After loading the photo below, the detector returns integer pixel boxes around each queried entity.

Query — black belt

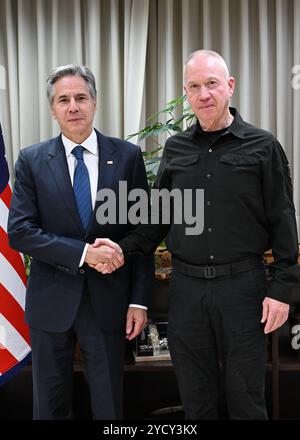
[173,257,264,279]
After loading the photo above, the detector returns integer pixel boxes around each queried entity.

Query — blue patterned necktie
[72,145,93,231]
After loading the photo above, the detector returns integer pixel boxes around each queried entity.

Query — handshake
[84,238,124,274]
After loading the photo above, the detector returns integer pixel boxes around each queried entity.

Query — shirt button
[207,201,212,206]
[79,268,85,274]
[206,173,211,179]
[208,227,213,232]
[210,255,215,260]
[208,148,213,153]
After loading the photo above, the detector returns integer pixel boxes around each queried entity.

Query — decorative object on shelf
[154,247,172,280]
[135,322,170,362]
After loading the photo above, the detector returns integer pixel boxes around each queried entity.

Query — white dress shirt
[62,129,146,310]
[62,129,99,209]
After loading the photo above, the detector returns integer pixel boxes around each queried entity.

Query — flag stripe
[0,353,31,385]
[0,348,18,374]
[0,313,30,361]
[0,226,27,286]
[0,198,8,232]
[0,183,12,209]
[0,252,26,309]
[0,283,30,345]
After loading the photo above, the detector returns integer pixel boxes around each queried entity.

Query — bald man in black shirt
[93,50,300,420]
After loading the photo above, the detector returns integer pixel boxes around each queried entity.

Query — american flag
[0,123,31,385]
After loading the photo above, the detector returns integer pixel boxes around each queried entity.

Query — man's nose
[68,98,79,112]
[198,87,210,100]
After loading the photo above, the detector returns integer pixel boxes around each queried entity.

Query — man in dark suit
[7,64,153,420]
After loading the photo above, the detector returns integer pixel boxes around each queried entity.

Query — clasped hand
[85,238,124,274]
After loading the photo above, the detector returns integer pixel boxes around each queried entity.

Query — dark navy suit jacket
[8,129,154,332]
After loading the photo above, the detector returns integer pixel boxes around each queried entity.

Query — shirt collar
[62,129,98,157]
[226,107,246,139]
[192,107,246,139]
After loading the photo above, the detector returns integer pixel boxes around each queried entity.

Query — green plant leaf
[128,94,196,189]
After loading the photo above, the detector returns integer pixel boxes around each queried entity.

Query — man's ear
[228,77,235,97]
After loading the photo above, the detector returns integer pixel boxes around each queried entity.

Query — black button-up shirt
[120,108,300,302]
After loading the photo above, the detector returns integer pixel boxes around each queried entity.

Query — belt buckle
[204,266,216,279]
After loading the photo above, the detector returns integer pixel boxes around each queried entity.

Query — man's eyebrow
[56,92,89,99]
[187,76,219,85]
[206,76,219,81]
[56,94,67,100]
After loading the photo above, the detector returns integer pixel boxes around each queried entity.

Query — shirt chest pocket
[168,154,200,188]
[218,153,261,192]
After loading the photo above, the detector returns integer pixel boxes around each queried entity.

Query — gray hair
[46,64,97,105]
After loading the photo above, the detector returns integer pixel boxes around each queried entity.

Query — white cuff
[79,243,89,267]
[129,304,148,310]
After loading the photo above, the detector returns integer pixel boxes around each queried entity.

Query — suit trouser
[167,266,268,420]
[29,287,125,420]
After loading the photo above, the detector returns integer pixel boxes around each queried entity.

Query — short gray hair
[46,64,97,105]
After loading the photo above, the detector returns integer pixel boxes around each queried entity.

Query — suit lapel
[96,130,119,193]
[46,136,84,234]
[88,131,119,232]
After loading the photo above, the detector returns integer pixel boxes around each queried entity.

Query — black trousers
[167,267,268,420]
[30,288,125,420]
